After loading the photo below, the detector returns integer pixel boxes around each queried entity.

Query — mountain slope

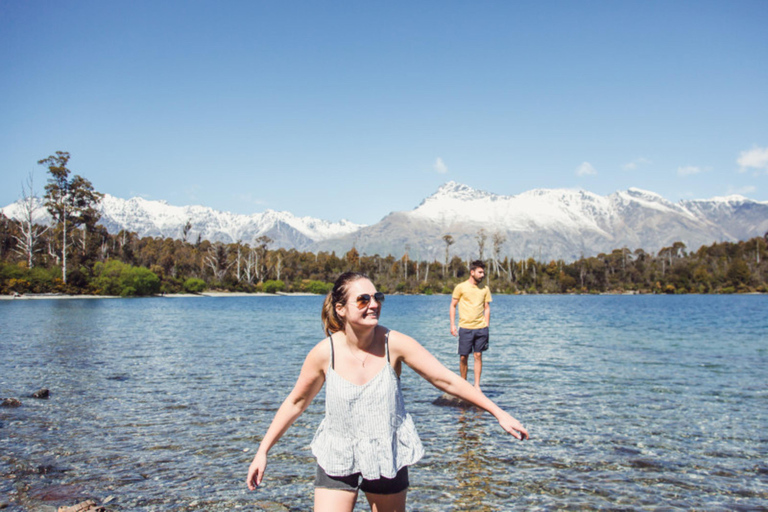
[313,182,768,261]
[1,194,364,250]
[3,183,766,262]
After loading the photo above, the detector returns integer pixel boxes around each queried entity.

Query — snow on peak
[626,187,666,200]
[430,181,496,201]
[1,193,364,244]
[3,184,765,259]
[410,182,614,235]
[689,194,749,205]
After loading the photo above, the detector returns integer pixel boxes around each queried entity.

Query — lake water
[1,295,767,511]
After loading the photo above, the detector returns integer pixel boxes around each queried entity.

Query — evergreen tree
[40,151,103,284]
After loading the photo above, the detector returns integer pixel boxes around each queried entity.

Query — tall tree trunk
[62,211,68,284]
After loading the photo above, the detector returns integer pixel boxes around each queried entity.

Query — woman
[246,272,528,511]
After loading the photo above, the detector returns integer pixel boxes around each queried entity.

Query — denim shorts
[314,465,409,495]
[458,327,489,355]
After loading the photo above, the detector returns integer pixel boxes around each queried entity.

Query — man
[449,260,492,390]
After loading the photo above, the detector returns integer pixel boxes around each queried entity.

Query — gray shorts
[314,465,409,495]
[458,327,489,356]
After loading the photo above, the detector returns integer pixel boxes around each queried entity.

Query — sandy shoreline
[0,291,319,300]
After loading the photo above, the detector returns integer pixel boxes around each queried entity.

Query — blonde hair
[321,272,369,335]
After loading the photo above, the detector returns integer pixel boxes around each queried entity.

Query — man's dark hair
[470,260,485,271]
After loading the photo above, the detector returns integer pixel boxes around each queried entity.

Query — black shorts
[314,465,409,495]
[458,327,489,356]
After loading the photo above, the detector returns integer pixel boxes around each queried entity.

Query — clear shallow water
[1,295,766,511]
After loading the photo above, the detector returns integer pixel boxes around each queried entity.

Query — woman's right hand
[246,451,267,491]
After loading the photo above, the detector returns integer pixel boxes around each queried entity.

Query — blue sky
[1,1,767,225]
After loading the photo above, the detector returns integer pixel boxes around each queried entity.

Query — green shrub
[183,278,207,293]
[0,262,26,281]
[263,280,286,294]
[28,266,60,292]
[306,280,332,294]
[93,260,161,297]
[7,278,31,293]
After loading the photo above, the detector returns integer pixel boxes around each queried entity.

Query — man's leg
[473,352,482,389]
[473,327,489,389]
[458,328,471,381]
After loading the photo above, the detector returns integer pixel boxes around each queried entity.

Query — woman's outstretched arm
[246,340,328,490]
[390,330,529,440]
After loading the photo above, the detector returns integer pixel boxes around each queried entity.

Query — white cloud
[575,162,597,176]
[433,157,448,174]
[623,158,652,171]
[677,165,703,176]
[737,146,768,173]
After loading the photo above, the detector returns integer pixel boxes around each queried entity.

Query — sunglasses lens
[356,294,371,309]
[355,293,385,309]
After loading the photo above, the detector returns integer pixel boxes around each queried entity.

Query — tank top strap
[385,329,391,363]
[328,333,335,369]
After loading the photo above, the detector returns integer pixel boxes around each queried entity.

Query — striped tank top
[310,330,424,480]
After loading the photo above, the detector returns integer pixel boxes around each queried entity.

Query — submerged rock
[432,392,479,409]
[32,388,50,399]
[27,484,87,502]
[1,398,22,407]
[56,499,114,512]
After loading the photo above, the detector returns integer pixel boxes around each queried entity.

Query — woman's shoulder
[304,336,332,369]
[383,327,420,353]
[383,326,411,339]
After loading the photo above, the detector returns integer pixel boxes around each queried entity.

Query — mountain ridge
[2,182,766,262]
[312,181,768,261]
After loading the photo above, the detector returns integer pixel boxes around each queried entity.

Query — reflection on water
[454,409,492,512]
[1,295,767,511]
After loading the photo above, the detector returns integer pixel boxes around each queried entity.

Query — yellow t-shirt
[452,280,492,329]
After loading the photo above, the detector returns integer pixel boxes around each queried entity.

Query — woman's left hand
[246,451,268,490]
[498,411,529,440]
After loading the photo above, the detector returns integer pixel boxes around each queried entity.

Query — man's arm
[450,297,459,336]
[484,301,490,328]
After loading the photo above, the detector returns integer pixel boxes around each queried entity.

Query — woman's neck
[344,324,377,350]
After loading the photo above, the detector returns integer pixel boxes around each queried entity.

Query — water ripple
[1,295,767,510]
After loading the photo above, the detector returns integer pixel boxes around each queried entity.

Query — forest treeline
[2,151,767,296]
[3,208,767,297]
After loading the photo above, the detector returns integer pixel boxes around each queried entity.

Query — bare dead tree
[442,234,454,278]
[100,237,109,261]
[204,243,234,282]
[182,219,192,243]
[254,235,272,282]
[243,247,258,284]
[13,172,48,268]
[492,231,506,278]
[403,244,410,280]
[476,228,488,261]
[235,240,243,282]
[271,251,283,281]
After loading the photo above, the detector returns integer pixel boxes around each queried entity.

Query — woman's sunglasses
[354,292,385,310]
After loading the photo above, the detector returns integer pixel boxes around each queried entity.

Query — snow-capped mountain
[313,181,768,261]
[3,182,767,261]
[1,194,364,250]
